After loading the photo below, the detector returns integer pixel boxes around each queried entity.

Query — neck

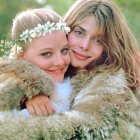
[77,69,87,72]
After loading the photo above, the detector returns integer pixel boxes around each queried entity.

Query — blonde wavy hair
[11,8,63,51]
[64,0,140,87]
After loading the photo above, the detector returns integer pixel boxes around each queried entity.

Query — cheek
[67,33,77,47]
[92,46,104,58]
[64,55,71,65]
[34,59,51,70]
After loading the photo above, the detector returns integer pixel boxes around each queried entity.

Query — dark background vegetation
[0,0,140,53]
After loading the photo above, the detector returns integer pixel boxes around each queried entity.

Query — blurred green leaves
[115,0,140,46]
[0,0,75,56]
[0,39,13,57]
[0,0,75,40]
[0,0,140,56]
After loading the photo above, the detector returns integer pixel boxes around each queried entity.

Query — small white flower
[1,40,4,43]
[19,21,71,43]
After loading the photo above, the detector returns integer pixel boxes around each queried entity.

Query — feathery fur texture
[0,58,55,110]
[0,65,140,139]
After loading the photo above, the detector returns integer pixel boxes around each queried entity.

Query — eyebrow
[40,43,69,51]
[40,47,52,51]
[75,26,86,32]
[76,25,103,38]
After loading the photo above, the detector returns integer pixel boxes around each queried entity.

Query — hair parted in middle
[64,0,140,87]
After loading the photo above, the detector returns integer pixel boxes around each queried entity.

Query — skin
[26,15,104,116]
[19,30,70,116]
[68,15,104,69]
[20,31,70,83]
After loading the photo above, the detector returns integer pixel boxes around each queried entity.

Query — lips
[72,50,90,60]
[46,68,65,74]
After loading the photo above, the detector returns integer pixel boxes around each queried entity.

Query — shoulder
[92,69,128,88]
[72,69,128,91]
[0,59,48,78]
[0,58,35,72]
[70,69,132,106]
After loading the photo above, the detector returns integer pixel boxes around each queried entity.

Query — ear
[17,52,25,60]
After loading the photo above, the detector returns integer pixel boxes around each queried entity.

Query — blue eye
[94,37,102,45]
[41,52,52,58]
[74,29,85,37]
[61,48,69,55]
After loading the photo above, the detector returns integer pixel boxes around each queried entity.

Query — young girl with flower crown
[0,8,72,116]
[0,0,140,139]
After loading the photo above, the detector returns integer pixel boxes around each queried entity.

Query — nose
[53,54,65,66]
[80,37,90,50]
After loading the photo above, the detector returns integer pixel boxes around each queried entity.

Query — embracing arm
[25,94,55,116]
[0,59,55,111]
[0,100,140,140]
[0,110,94,140]
[70,70,140,139]
[0,70,140,139]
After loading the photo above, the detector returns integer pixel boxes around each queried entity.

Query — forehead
[75,15,101,35]
[79,16,97,28]
[80,15,105,36]
[29,31,68,50]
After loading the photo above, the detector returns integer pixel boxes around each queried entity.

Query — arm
[0,110,96,140]
[70,70,140,139]
[0,59,55,111]
[0,102,140,140]
[0,70,140,139]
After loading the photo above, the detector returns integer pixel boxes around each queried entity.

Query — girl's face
[20,31,70,83]
[68,15,104,69]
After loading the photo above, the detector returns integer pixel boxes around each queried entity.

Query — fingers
[37,101,56,116]
[28,103,55,116]
[44,103,56,116]
[26,103,36,116]
[26,100,45,116]
[25,94,56,116]
[39,105,49,116]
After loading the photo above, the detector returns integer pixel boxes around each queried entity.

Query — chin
[54,77,64,83]
[71,62,84,69]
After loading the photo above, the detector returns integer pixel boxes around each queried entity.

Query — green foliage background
[0,0,140,54]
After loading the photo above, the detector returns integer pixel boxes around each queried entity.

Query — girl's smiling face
[20,31,70,83]
[68,15,104,69]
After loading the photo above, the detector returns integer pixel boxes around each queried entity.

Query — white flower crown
[19,21,71,43]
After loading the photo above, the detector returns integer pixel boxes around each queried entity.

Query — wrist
[20,96,28,110]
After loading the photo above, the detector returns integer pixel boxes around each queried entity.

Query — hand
[26,93,55,116]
